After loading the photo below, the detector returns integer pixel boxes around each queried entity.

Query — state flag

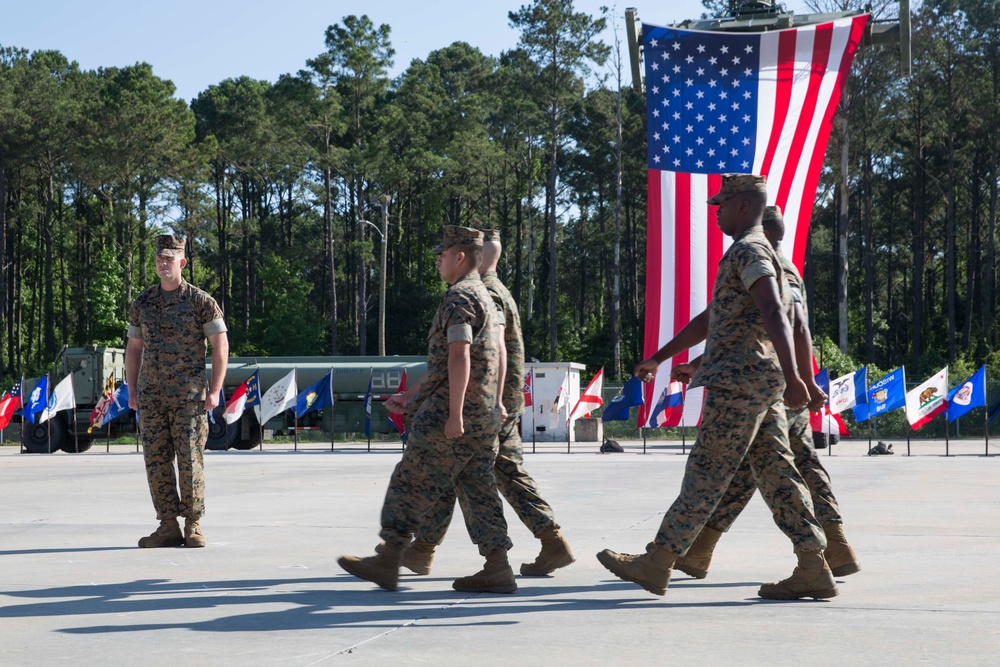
[0,377,24,430]
[295,369,334,419]
[648,380,685,429]
[601,376,644,423]
[39,375,76,424]
[387,369,407,440]
[363,367,374,437]
[569,368,604,421]
[25,376,48,424]
[947,366,986,423]
[905,367,949,430]
[102,382,132,426]
[854,367,906,422]
[523,369,533,408]
[224,371,261,424]
[257,370,297,425]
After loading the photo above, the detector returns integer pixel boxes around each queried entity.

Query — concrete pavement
[1,439,998,666]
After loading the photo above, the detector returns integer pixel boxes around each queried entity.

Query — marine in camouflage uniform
[407,229,574,577]
[679,205,859,579]
[126,234,228,549]
[598,175,836,600]
[339,225,515,593]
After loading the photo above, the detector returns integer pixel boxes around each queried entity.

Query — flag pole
[945,415,950,457]
[906,424,910,457]
[532,403,536,454]
[985,402,989,456]
[642,426,646,454]
[330,366,346,452]
[293,368,299,452]
[73,405,79,453]
[258,367,264,452]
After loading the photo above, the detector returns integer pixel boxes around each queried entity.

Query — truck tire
[229,413,262,450]
[206,407,237,451]
[21,417,65,454]
[60,436,94,453]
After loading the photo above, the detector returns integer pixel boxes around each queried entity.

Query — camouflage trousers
[139,402,208,521]
[705,406,843,531]
[654,389,825,554]
[380,425,512,556]
[413,414,559,545]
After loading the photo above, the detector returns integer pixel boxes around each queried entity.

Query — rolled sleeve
[739,259,776,291]
[203,318,228,337]
[447,323,474,344]
[126,324,143,340]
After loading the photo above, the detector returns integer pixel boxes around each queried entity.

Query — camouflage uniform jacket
[481,270,525,418]
[406,271,502,439]
[691,226,792,400]
[128,280,227,406]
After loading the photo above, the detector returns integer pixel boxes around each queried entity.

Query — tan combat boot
[338,542,403,591]
[453,549,518,594]
[674,526,724,579]
[184,520,206,548]
[138,518,184,548]
[520,527,575,576]
[758,549,839,600]
[596,544,677,596]
[823,522,861,577]
[400,539,437,575]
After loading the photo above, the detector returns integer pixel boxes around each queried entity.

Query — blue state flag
[245,371,261,408]
[815,368,830,395]
[296,370,334,419]
[103,382,132,426]
[947,366,986,423]
[363,367,374,437]
[854,367,906,422]
[24,376,48,424]
[601,376,645,423]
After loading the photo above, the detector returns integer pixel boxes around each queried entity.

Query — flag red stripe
[758,30,798,178]
[639,170,664,424]
[773,23,833,221]
[791,15,868,268]
[705,173,723,297]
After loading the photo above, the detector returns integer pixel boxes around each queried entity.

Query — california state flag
[905,366,948,430]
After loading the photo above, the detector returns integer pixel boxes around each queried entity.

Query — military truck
[18,346,426,454]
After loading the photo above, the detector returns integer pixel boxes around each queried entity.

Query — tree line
[1,0,999,393]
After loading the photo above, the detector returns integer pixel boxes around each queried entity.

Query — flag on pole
[39,375,76,424]
[363,367,374,437]
[88,373,116,433]
[0,378,23,430]
[638,14,870,427]
[257,369,297,425]
[387,369,407,438]
[295,369,334,419]
[854,367,906,422]
[102,382,132,426]
[828,366,868,415]
[905,367,949,430]
[601,376,645,423]
[569,368,604,421]
[25,376,48,424]
[224,371,261,424]
[649,380,685,429]
[810,367,849,435]
[549,378,567,431]
[947,366,986,423]
[523,369,533,408]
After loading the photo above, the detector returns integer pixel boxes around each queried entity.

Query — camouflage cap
[155,234,186,257]
[433,225,483,254]
[706,173,768,205]
[481,228,501,243]
[763,205,783,223]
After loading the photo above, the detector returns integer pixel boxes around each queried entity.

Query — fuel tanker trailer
[205,356,427,450]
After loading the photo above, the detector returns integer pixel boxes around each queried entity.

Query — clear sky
[2,0,813,103]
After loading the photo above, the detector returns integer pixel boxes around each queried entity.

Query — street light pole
[378,194,390,356]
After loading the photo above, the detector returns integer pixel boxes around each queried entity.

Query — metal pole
[945,417,950,457]
[294,368,299,452]
[642,427,646,454]
[378,194,390,356]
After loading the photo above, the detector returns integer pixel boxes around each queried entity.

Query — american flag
[639,15,869,426]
